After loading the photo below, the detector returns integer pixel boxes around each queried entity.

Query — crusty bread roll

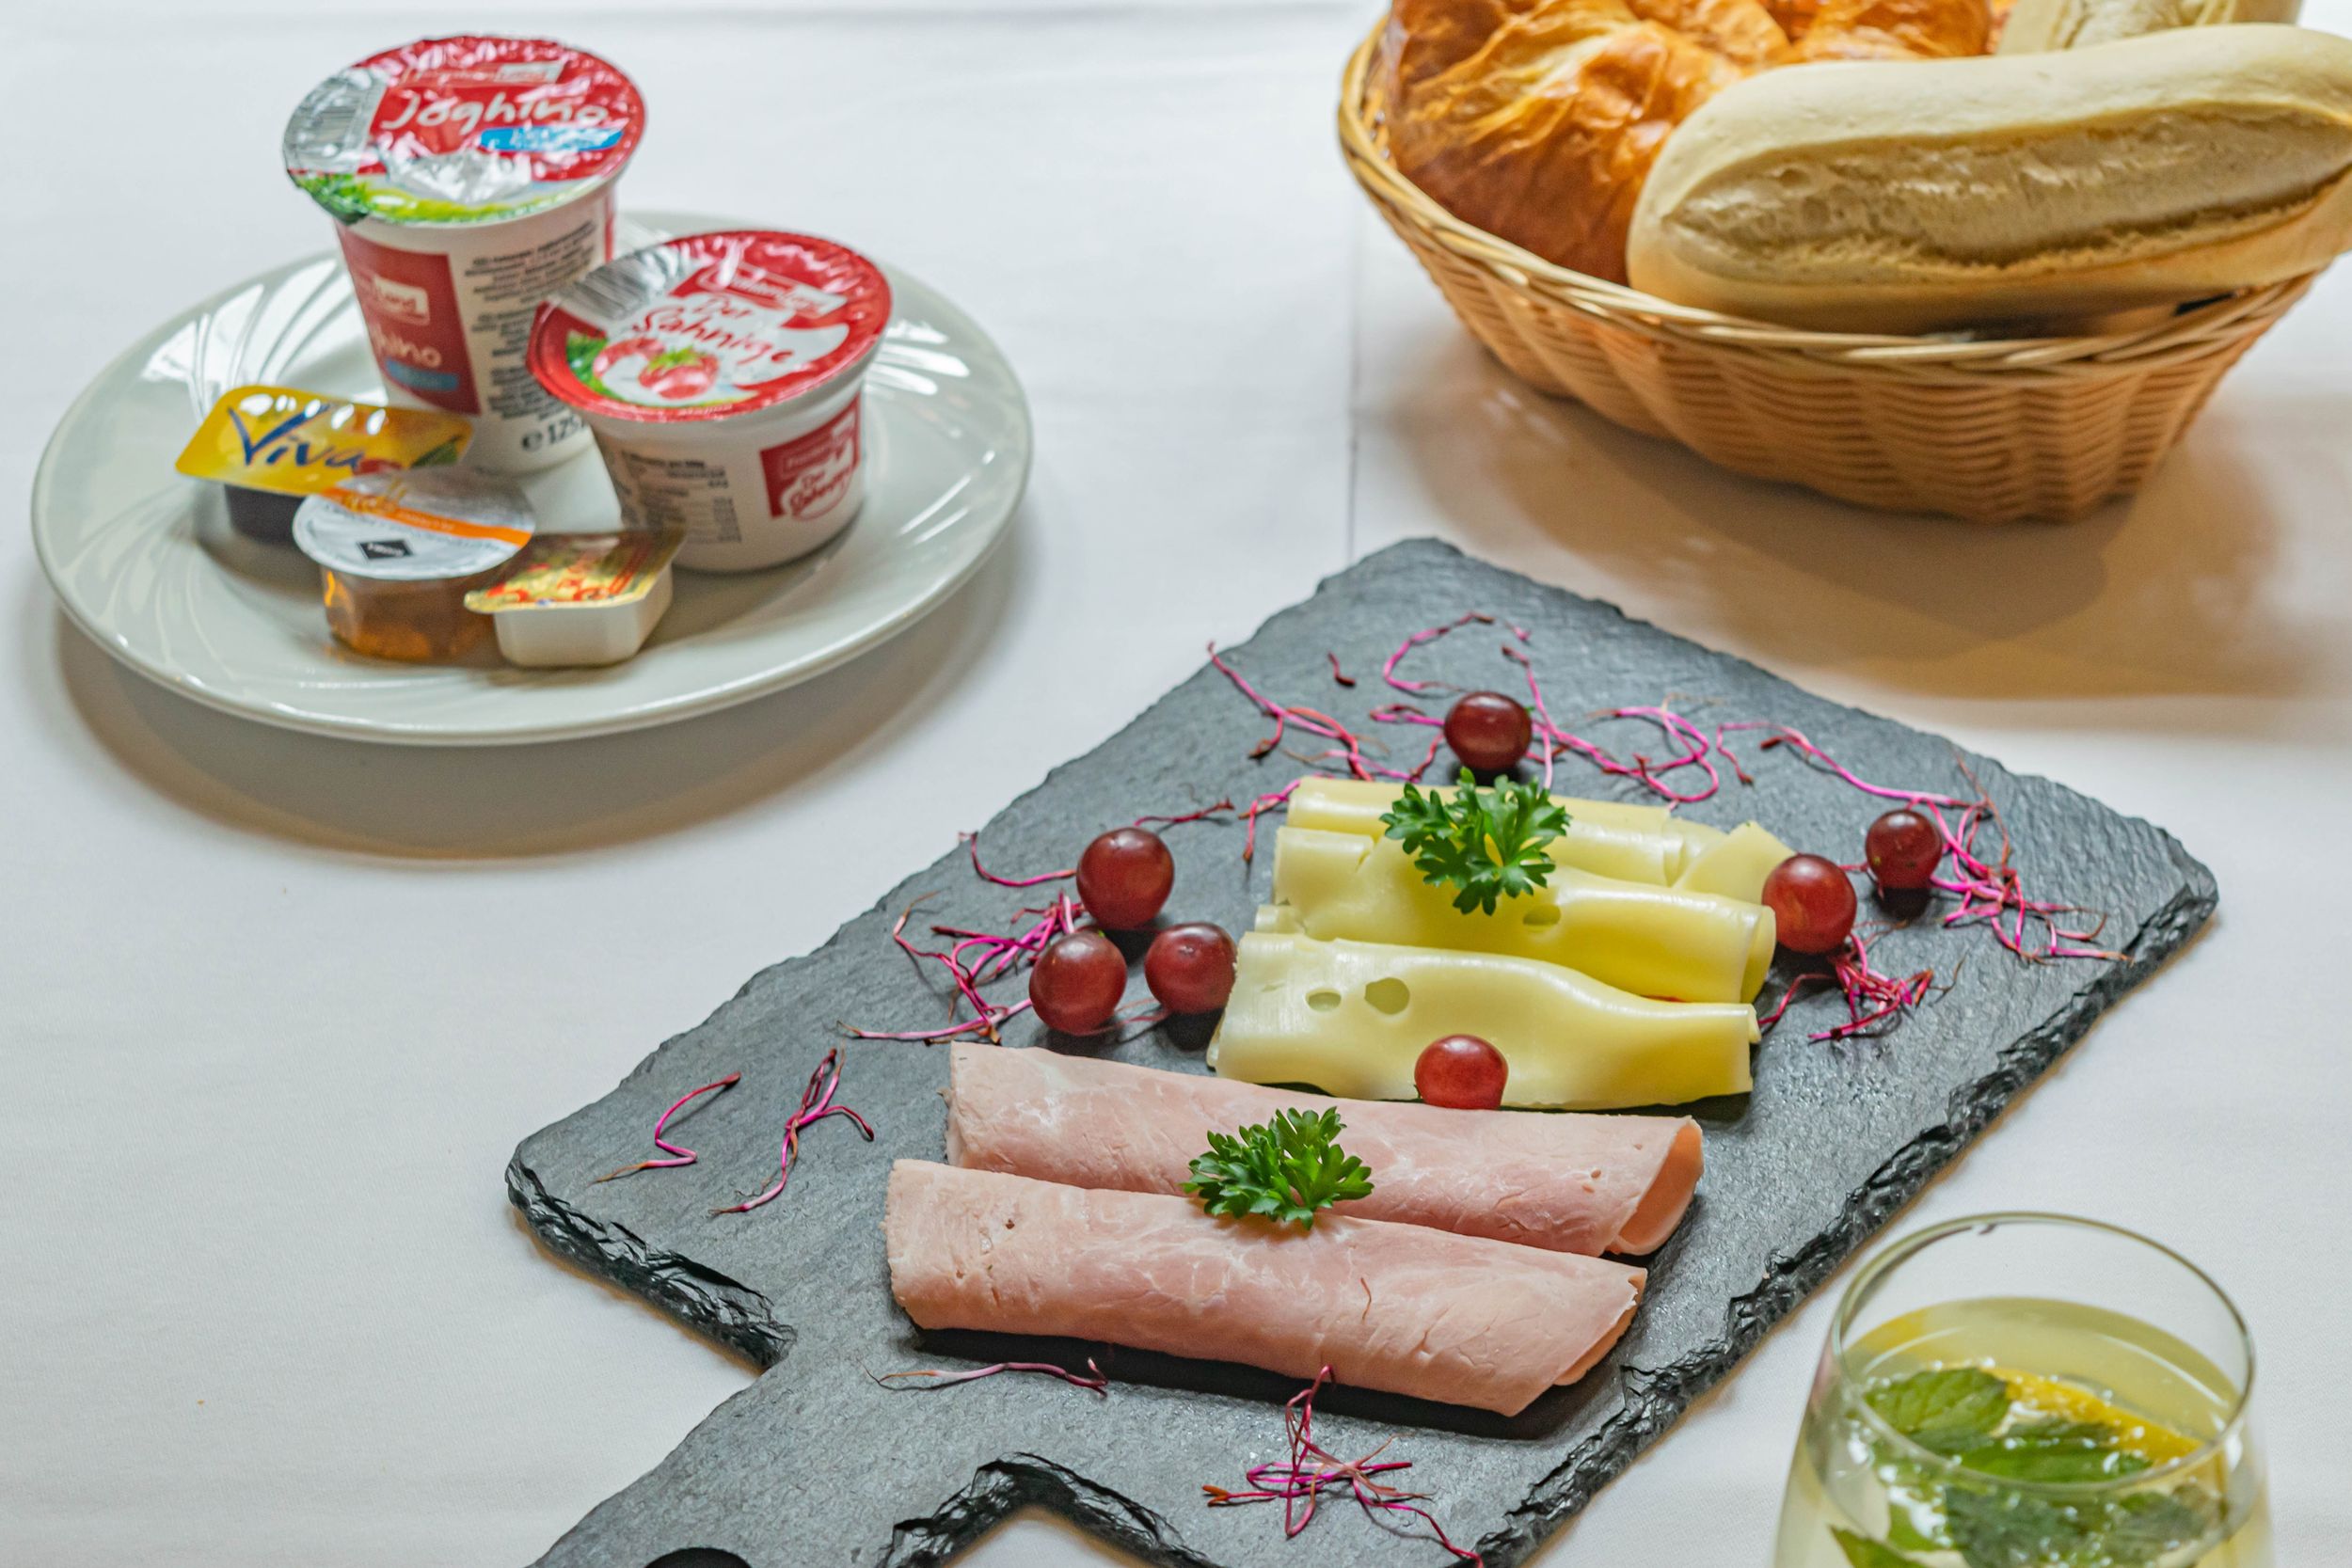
[1997,0,2296,53]
[1379,0,1991,280]
[1380,0,1758,280]
[1625,25,2352,332]
[1778,0,1990,59]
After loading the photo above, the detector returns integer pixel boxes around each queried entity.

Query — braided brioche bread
[1378,0,1991,280]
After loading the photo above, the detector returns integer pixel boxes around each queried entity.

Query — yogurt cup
[293,467,535,661]
[527,230,891,572]
[284,36,646,474]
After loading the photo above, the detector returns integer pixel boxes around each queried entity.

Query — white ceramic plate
[32,211,1030,746]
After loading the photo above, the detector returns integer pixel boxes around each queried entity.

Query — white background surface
[5,2,2347,1564]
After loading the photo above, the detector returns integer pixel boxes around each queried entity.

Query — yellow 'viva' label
[175,385,471,497]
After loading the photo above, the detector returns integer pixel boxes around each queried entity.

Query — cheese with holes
[1271,827,1775,1003]
[1208,932,1757,1109]
[1285,777,1723,885]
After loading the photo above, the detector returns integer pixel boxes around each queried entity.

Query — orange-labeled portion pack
[466,531,681,612]
[176,385,472,543]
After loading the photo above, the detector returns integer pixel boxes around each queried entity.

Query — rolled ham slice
[884,1160,1645,1416]
[946,1045,1702,1255]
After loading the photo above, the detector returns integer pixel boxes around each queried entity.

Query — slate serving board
[508,539,2214,1568]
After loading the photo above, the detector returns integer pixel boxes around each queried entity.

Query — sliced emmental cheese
[1285,777,1723,885]
[1208,932,1758,1110]
[1271,827,1775,1003]
[1671,820,1795,906]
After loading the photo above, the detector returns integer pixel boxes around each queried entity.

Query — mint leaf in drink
[2103,1487,2218,1563]
[1945,1485,2089,1568]
[1867,1368,2011,1452]
[1953,1419,2153,1484]
[1831,1528,1931,1568]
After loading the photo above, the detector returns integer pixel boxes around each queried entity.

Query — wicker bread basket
[1339,26,2316,523]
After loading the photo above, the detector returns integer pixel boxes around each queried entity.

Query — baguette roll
[1997,0,2297,54]
[1625,25,2352,332]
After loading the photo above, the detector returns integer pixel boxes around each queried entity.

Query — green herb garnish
[1184,1108,1373,1229]
[1867,1368,2010,1456]
[1832,1529,1929,1568]
[1380,767,1570,915]
[1847,1367,2220,1568]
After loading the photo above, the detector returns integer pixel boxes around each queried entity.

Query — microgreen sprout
[710,1049,872,1217]
[591,1073,740,1184]
[866,1357,1109,1397]
[1204,1367,1481,1564]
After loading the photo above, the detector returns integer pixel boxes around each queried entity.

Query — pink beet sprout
[591,1073,741,1184]
[1378,612,1520,695]
[867,1357,1109,1397]
[1758,926,1938,1043]
[962,832,1075,889]
[1208,644,1426,784]
[1721,726,2122,965]
[1135,798,1238,830]
[1204,1368,1481,1565]
[710,1049,873,1216]
[1327,652,1358,688]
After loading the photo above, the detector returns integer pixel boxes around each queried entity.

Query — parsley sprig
[1380,767,1571,915]
[1184,1108,1374,1229]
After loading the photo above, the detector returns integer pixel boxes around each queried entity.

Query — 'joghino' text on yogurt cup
[284,36,645,474]
[527,230,891,572]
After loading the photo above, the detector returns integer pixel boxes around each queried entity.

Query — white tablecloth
[6,3,2346,1563]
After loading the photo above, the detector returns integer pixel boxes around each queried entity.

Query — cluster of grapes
[1027,827,1238,1034]
[1761,809,1943,956]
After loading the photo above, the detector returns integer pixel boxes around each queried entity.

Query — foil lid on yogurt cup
[284,35,644,227]
[529,230,892,423]
[293,468,536,581]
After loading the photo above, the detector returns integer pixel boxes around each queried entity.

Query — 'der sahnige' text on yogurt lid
[525,230,892,572]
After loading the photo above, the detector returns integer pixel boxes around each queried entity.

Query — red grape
[1075,827,1174,929]
[1762,854,1858,956]
[1443,691,1534,775]
[1866,809,1943,893]
[1415,1034,1508,1110]
[1144,923,1236,1014]
[1029,930,1127,1034]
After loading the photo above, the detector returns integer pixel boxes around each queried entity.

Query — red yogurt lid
[529,230,893,423]
[284,36,645,227]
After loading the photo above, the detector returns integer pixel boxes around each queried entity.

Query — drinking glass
[1773,1212,2267,1568]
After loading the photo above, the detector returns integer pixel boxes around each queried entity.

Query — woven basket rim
[1338,23,2314,373]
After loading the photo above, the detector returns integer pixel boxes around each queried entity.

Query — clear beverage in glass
[1773,1212,2267,1568]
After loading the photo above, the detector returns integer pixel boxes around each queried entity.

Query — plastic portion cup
[527,230,891,572]
[293,467,535,661]
[284,36,646,474]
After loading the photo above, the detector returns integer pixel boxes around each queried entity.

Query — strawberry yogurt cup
[284,36,645,474]
[527,230,891,572]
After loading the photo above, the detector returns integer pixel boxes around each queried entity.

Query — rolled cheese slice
[1672,820,1795,905]
[1209,932,1758,1109]
[1272,826,1775,1003]
[946,1044,1703,1255]
[884,1160,1645,1416]
[1286,777,1723,886]
[1626,25,2352,333]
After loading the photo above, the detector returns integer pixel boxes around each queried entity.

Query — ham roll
[884,1161,1645,1416]
[945,1045,1702,1255]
